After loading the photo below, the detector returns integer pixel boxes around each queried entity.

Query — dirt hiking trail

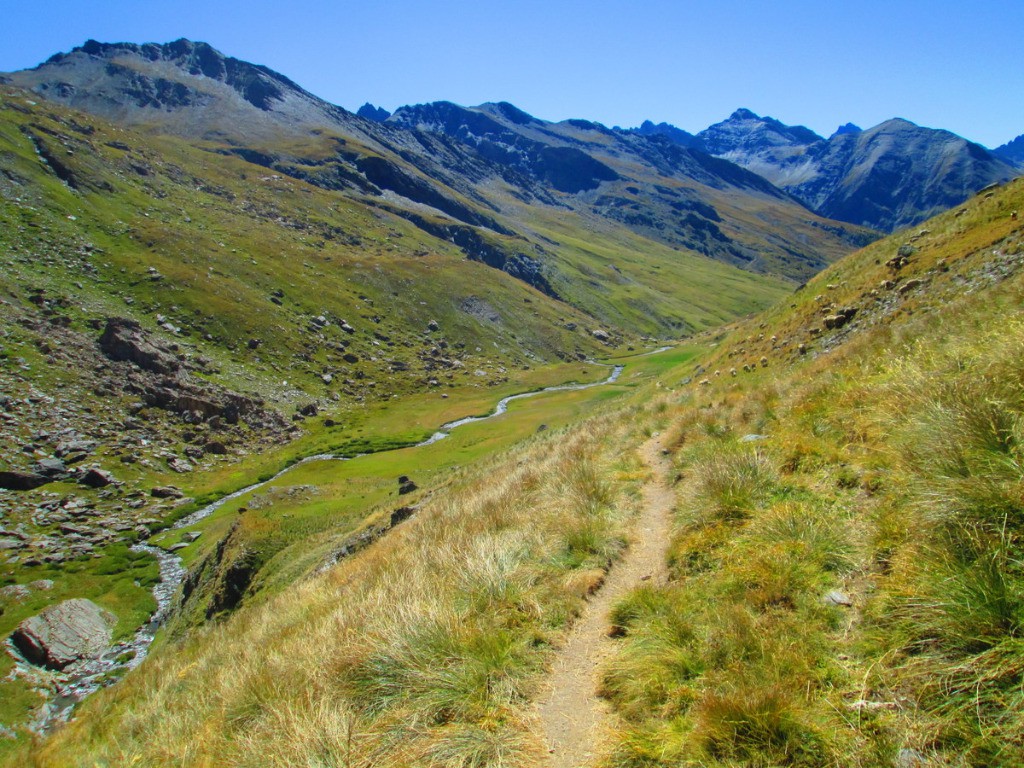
[534,435,675,767]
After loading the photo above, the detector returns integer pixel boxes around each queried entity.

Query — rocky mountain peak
[832,122,862,136]
[698,109,823,156]
[995,133,1024,167]
[356,102,391,122]
[729,107,761,121]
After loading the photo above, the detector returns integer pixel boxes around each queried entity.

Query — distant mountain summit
[832,122,862,137]
[629,109,1017,231]
[629,120,698,147]
[4,38,369,143]
[356,102,391,122]
[697,108,823,157]
[995,133,1024,168]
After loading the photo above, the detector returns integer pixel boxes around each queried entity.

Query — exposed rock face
[388,100,620,193]
[628,120,698,147]
[99,317,180,374]
[12,598,116,669]
[97,318,287,432]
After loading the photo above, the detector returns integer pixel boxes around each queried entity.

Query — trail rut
[535,435,675,767]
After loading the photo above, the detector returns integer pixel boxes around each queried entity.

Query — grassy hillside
[600,177,1024,766]
[14,174,1023,765]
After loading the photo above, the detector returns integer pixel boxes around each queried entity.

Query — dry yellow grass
[25,412,643,767]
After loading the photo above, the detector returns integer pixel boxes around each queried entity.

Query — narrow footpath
[535,435,675,767]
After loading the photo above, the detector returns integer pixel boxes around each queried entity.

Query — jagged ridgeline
[630,108,1018,232]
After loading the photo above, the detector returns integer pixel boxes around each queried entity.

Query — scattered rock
[11,598,116,669]
[824,306,858,330]
[740,434,767,443]
[78,468,116,488]
[898,278,926,294]
[151,486,184,499]
[824,590,853,607]
[167,457,194,473]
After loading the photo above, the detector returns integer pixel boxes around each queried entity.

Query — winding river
[21,364,624,731]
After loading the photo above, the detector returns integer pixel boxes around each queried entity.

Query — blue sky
[1,0,1021,148]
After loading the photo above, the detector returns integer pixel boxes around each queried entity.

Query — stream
[19,364,624,732]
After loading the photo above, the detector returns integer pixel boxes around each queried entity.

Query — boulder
[398,475,418,495]
[98,317,180,374]
[168,457,194,473]
[79,468,116,488]
[151,485,184,499]
[12,598,116,669]
[55,438,96,458]
[591,328,611,342]
[34,457,70,479]
[0,470,51,491]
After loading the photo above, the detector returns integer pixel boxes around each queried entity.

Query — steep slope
[3,39,873,292]
[598,177,1024,767]
[632,109,1018,232]
[386,100,874,279]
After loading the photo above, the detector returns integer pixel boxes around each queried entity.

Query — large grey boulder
[11,598,116,669]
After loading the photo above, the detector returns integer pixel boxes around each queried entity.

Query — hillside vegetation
[14,176,1024,765]
[0,80,792,749]
[601,177,1024,766]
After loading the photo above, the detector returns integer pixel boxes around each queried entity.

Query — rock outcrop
[12,598,116,669]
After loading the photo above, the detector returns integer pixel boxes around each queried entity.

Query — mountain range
[631,108,1019,231]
